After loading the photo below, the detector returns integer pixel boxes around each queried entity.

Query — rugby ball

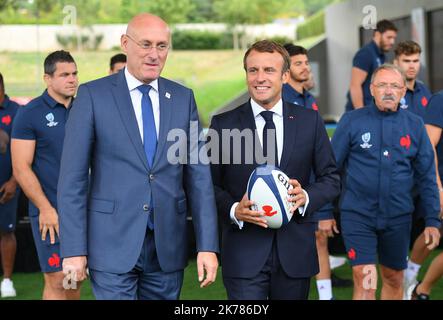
[247,165,297,229]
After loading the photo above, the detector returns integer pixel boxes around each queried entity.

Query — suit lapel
[112,71,149,171]
[152,77,173,168]
[280,101,297,171]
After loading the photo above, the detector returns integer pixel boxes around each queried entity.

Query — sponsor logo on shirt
[400,134,411,150]
[421,96,428,107]
[312,102,319,111]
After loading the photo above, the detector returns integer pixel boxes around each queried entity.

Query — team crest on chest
[360,132,372,149]
[45,113,58,127]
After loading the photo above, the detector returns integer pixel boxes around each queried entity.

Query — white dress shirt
[230,98,310,228]
[124,67,160,140]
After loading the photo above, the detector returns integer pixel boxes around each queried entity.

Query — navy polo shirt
[11,90,71,216]
[399,80,431,120]
[282,83,318,111]
[424,91,443,179]
[0,95,20,185]
[345,41,385,112]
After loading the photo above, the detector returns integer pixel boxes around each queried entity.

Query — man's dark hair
[110,53,127,70]
[0,72,4,91]
[283,43,308,57]
[243,40,291,74]
[44,50,76,76]
[375,19,398,34]
[394,40,422,58]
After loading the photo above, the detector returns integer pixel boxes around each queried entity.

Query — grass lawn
[3,249,443,300]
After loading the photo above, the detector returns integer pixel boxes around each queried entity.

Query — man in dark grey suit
[57,13,219,300]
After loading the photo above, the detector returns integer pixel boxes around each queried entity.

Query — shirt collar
[370,40,384,57]
[250,98,283,119]
[124,67,158,93]
[42,90,61,109]
[407,81,423,93]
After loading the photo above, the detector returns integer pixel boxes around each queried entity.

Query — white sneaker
[1,278,16,298]
[403,277,418,300]
[329,255,347,270]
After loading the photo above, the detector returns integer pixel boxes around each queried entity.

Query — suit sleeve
[184,90,219,253]
[304,112,341,216]
[208,116,239,227]
[57,84,95,258]
[414,120,441,228]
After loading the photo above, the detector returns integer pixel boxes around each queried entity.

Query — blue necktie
[137,85,157,168]
[137,85,156,230]
[260,111,278,166]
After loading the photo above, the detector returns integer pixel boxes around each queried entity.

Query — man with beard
[345,20,397,112]
[332,64,440,299]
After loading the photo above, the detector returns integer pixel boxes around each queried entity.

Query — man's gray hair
[371,63,407,85]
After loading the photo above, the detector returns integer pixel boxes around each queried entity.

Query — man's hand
[39,206,59,244]
[287,179,306,212]
[234,193,267,228]
[318,219,339,238]
[63,256,88,284]
[197,252,218,288]
[424,227,441,250]
[0,179,17,204]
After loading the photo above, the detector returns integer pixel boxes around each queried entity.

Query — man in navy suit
[57,13,219,300]
[209,40,340,300]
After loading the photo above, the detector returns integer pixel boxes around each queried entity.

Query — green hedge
[172,29,233,50]
[297,10,325,41]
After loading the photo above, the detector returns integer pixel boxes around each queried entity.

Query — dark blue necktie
[137,85,157,168]
[260,111,278,166]
[137,85,156,230]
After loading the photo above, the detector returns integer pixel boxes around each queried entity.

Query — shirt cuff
[297,189,309,217]
[230,202,244,229]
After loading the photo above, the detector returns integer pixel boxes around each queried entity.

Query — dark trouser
[90,230,183,300]
[223,240,311,300]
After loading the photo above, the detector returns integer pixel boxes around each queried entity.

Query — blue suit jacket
[57,71,219,274]
[209,101,340,279]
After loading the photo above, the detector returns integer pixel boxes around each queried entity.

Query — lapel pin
[289,115,295,120]
[165,92,171,99]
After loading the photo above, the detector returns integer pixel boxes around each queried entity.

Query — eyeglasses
[125,34,169,52]
[373,83,404,91]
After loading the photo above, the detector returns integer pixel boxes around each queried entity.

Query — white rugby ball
[247,165,296,229]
